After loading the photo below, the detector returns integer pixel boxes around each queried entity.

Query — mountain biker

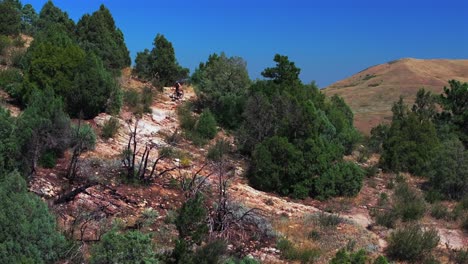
[174,82,183,99]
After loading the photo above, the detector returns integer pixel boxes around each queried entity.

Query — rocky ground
[26,73,466,263]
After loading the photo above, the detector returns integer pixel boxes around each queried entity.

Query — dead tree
[122,118,177,183]
[54,182,98,205]
[208,158,258,240]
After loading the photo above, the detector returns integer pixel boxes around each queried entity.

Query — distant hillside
[323,58,468,134]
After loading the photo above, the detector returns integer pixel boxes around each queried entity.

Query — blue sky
[25,0,468,88]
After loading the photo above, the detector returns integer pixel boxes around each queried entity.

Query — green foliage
[373,256,389,264]
[175,193,208,244]
[195,109,217,140]
[412,88,437,121]
[17,88,71,177]
[134,34,188,86]
[438,80,468,147]
[0,68,23,97]
[242,55,361,200]
[375,210,398,228]
[249,136,304,195]
[90,230,158,264]
[36,1,75,34]
[71,122,96,151]
[454,249,468,264]
[38,149,57,168]
[0,108,20,173]
[277,237,320,263]
[0,35,11,55]
[123,87,153,115]
[426,137,468,200]
[192,52,250,129]
[23,26,121,118]
[69,53,120,118]
[76,4,130,72]
[387,225,439,262]
[224,256,260,264]
[317,212,344,227]
[393,182,426,221]
[430,203,449,220]
[175,239,227,264]
[262,54,301,85]
[0,171,66,263]
[207,139,231,161]
[21,4,38,35]
[329,248,367,264]
[0,0,21,35]
[313,162,364,199]
[381,97,439,175]
[368,123,389,153]
[101,117,120,139]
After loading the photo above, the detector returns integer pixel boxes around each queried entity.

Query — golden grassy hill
[323,58,468,134]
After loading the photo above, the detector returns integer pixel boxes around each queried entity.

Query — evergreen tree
[76,4,130,72]
[0,0,21,35]
[192,52,250,129]
[0,108,19,174]
[90,230,157,264]
[23,25,121,118]
[134,33,189,87]
[17,88,71,178]
[438,80,468,146]
[241,55,361,199]
[21,4,38,35]
[0,171,66,263]
[36,1,75,35]
[133,48,151,79]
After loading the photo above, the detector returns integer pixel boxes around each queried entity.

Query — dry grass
[273,213,379,263]
[323,58,468,134]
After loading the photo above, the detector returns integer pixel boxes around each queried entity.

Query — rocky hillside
[323,58,468,134]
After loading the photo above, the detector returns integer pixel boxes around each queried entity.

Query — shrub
[101,117,120,139]
[317,212,343,227]
[430,203,449,220]
[425,189,443,204]
[10,49,25,68]
[314,161,364,199]
[124,89,140,108]
[178,102,197,131]
[0,172,67,263]
[462,214,468,232]
[0,69,23,99]
[387,225,439,262]
[394,182,426,221]
[12,35,25,47]
[196,109,217,139]
[39,150,57,168]
[276,237,320,263]
[206,139,231,161]
[141,86,154,113]
[308,230,320,241]
[90,230,157,264]
[375,210,398,228]
[330,248,367,264]
[0,35,11,55]
[224,256,260,264]
[373,255,389,264]
[365,165,378,177]
[377,193,389,206]
[453,249,468,264]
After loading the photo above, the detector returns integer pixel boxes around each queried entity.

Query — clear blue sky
[25,0,468,88]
